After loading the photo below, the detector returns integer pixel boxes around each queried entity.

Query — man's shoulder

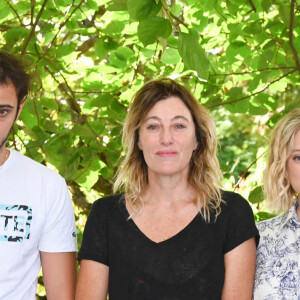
[11,150,64,181]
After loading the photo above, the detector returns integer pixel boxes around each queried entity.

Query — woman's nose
[160,128,173,145]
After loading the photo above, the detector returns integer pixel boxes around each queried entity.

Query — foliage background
[0,0,299,297]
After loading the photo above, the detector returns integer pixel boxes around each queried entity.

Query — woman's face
[287,129,300,195]
[138,96,198,179]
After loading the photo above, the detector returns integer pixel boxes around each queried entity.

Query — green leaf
[86,0,98,10]
[278,2,290,26]
[90,120,106,135]
[4,27,29,44]
[138,16,172,46]
[255,211,277,222]
[83,95,114,110]
[115,46,134,60]
[255,93,278,111]
[42,119,59,133]
[102,21,125,35]
[247,75,261,93]
[128,0,162,21]
[60,152,81,180]
[100,166,114,179]
[262,0,272,12]
[204,0,217,10]
[76,168,99,190]
[224,100,249,114]
[178,31,209,80]
[73,124,95,139]
[249,101,268,115]
[40,97,59,111]
[243,21,262,35]
[161,48,181,64]
[226,0,239,16]
[0,1,11,21]
[20,110,38,128]
[54,0,68,7]
[110,101,126,114]
[56,44,76,57]
[75,159,101,190]
[258,49,274,69]
[95,38,109,60]
[106,0,127,11]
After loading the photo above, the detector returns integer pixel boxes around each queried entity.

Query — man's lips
[156,151,177,157]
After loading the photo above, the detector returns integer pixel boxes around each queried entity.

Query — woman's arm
[222,237,256,300]
[75,260,109,300]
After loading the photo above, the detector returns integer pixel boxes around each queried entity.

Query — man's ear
[16,98,25,120]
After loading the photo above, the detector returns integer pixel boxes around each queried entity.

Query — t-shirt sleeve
[222,192,259,254]
[77,199,109,266]
[38,176,77,252]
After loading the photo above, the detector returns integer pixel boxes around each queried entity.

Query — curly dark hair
[0,52,30,109]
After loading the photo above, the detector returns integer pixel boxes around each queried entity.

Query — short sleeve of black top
[78,191,259,300]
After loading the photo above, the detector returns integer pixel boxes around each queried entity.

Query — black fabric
[78,191,259,300]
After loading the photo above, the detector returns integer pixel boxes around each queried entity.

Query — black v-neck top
[78,191,259,300]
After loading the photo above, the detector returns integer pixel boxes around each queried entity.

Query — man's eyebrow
[0,104,14,109]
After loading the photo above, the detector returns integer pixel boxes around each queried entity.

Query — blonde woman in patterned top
[254,108,300,299]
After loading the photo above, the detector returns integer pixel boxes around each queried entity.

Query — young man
[0,52,77,299]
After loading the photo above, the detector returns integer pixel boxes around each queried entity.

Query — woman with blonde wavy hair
[254,108,300,299]
[76,78,258,300]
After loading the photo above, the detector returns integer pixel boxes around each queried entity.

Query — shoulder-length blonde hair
[264,108,300,213]
[114,78,223,222]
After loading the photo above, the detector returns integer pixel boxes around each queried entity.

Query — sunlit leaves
[161,48,181,64]
[2,0,300,242]
[249,186,264,204]
[178,31,209,80]
[127,0,162,21]
[138,17,172,46]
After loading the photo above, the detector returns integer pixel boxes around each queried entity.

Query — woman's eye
[293,156,300,161]
[175,124,185,129]
[147,125,158,130]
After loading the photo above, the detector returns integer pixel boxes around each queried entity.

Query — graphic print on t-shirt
[0,204,32,242]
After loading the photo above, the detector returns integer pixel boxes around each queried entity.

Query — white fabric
[0,149,77,300]
[253,200,300,300]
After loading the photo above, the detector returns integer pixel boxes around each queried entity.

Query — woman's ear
[138,140,143,150]
[193,137,198,151]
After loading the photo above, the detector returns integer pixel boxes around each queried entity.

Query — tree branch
[68,180,91,213]
[247,0,257,12]
[233,151,265,191]
[289,0,300,76]
[208,69,297,109]
[210,66,295,77]
[5,0,23,24]
[45,0,85,55]
[21,0,49,57]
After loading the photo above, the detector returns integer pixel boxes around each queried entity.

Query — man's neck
[0,147,9,166]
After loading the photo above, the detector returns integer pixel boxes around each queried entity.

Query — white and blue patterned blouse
[253,199,300,300]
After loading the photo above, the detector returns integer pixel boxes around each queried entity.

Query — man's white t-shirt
[0,149,77,300]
